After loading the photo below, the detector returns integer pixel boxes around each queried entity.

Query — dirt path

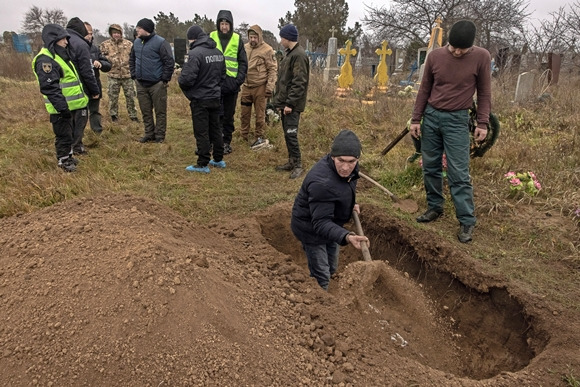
[0,194,578,386]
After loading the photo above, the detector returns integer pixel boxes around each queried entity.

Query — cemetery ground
[0,69,579,386]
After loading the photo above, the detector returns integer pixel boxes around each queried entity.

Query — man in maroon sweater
[410,20,491,243]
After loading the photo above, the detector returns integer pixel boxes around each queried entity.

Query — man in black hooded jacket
[66,17,100,155]
[209,10,247,155]
[179,25,226,173]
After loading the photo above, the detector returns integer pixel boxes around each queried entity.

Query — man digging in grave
[291,130,370,290]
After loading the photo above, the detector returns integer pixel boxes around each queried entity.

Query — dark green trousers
[420,104,475,226]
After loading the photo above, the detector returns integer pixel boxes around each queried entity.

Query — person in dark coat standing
[32,24,89,172]
[84,22,111,134]
[291,130,369,290]
[209,10,247,155]
[65,17,100,155]
[271,24,310,179]
[178,25,226,173]
[130,18,175,143]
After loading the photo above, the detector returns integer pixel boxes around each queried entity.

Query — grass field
[1,52,579,316]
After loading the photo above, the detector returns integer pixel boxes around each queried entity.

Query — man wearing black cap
[209,10,247,155]
[410,20,491,243]
[272,24,310,179]
[178,25,226,174]
[65,17,100,155]
[291,130,370,290]
[130,18,175,143]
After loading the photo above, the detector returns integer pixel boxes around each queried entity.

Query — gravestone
[548,53,562,85]
[174,38,187,67]
[323,26,341,82]
[415,17,443,89]
[417,47,428,67]
[393,49,405,73]
[514,72,536,102]
[355,50,362,70]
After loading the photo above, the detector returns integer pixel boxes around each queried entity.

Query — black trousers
[281,110,301,161]
[71,107,88,152]
[220,92,238,144]
[191,98,223,167]
[50,113,74,160]
[88,98,102,133]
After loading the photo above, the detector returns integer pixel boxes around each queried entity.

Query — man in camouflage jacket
[99,24,139,122]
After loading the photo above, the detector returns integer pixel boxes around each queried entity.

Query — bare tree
[525,7,574,66]
[122,23,136,41]
[566,1,580,57]
[465,0,531,49]
[362,0,463,47]
[21,6,67,34]
[362,0,530,50]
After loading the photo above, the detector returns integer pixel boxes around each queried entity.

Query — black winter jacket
[271,43,309,112]
[178,36,225,101]
[88,42,111,98]
[291,154,359,246]
[213,9,247,95]
[33,24,75,114]
[66,17,100,96]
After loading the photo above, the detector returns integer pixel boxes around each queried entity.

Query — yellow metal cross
[374,40,392,87]
[337,40,357,88]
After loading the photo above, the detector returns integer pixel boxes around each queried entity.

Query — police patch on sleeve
[42,62,52,73]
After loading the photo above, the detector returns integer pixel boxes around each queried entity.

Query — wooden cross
[329,26,337,38]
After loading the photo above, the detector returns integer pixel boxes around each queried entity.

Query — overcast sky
[0,0,569,38]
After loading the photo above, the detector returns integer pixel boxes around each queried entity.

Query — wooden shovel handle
[359,172,400,202]
[352,211,372,262]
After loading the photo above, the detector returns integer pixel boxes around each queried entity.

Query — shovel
[352,210,372,261]
[359,172,419,213]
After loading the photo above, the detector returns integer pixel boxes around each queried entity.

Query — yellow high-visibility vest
[32,48,88,113]
[210,31,240,78]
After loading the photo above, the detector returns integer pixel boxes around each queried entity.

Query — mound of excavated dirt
[0,194,578,386]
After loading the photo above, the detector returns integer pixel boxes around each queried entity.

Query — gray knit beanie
[330,130,361,158]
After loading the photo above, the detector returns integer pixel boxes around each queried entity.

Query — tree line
[12,0,580,70]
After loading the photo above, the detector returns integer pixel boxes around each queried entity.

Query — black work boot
[416,209,443,223]
[289,159,303,179]
[276,158,294,171]
[458,223,474,243]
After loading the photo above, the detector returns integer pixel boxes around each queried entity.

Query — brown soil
[0,194,578,386]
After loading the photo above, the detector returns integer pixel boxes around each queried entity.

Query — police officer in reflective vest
[210,10,247,155]
[32,24,89,172]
